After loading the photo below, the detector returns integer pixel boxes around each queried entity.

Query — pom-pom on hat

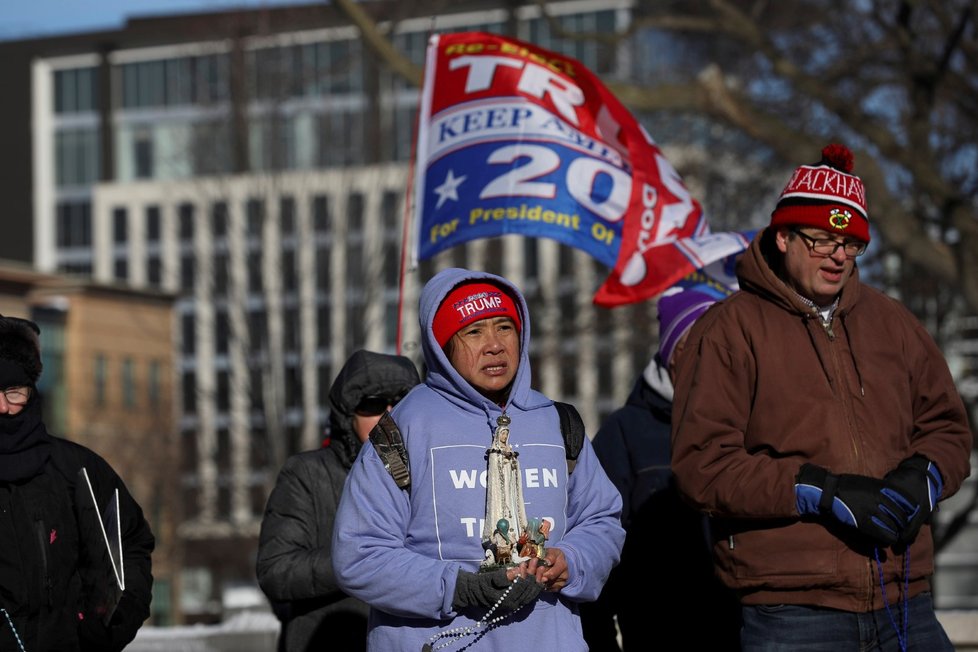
[770,143,870,243]
[0,314,43,387]
[433,282,521,348]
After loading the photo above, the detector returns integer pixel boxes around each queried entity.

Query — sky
[0,0,307,42]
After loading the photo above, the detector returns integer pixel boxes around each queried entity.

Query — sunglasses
[354,394,403,417]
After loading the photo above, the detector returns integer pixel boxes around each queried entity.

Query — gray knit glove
[452,569,543,614]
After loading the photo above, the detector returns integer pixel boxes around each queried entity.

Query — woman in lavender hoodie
[333,267,624,651]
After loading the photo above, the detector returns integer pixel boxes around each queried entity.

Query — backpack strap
[372,403,585,489]
[554,401,585,475]
[370,412,411,490]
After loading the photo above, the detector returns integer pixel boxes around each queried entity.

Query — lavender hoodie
[332,268,624,651]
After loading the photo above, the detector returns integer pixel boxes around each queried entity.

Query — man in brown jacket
[671,144,972,651]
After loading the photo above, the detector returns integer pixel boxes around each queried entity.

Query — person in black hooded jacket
[579,288,740,652]
[0,313,155,652]
[256,349,421,652]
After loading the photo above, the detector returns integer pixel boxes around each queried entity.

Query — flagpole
[396,23,436,356]
[396,134,418,357]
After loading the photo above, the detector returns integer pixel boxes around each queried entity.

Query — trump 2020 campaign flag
[661,230,757,299]
[410,31,706,277]
[593,230,755,307]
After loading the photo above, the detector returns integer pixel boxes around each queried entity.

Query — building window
[217,371,230,412]
[284,307,299,352]
[280,196,295,234]
[181,313,195,355]
[55,128,100,187]
[164,58,195,106]
[122,358,136,409]
[54,67,98,114]
[59,262,93,276]
[211,202,227,238]
[147,257,162,286]
[249,311,266,352]
[282,250,297,293]
[317,111,364,167]
[317,305,330,348]
[524,239,539,279]
[133,127,154,179]
[94,354,107,407]
[56,201,92,247]
[315,244,330,291]
[181,428,198,474]
[182,370,196,414]
[247,252,262,295]
[178,203,195,241]
[193,121,231,175]
[216,428,231,471]
[285,364,301,408]
[347,193,364,234]
[180,254,195,293]
[392,106,417,162]
[345,297,365,351]
[312,195,330,232]
[114,258,128,281]
[118,54,228,109]
[146,205,161,242]
[196,54,230,105]
[121,60,165,108]
[381,191,400,287]
[217,485,232,519]
[148,360,161,407]
[113,207,128,243]
[215,311,229,355]
[249,368,264,411]
[247,199,264,237]
[213,254,228,295]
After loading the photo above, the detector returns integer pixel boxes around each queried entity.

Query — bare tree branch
[334,0,423,86]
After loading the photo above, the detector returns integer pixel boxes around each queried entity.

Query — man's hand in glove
[883,455,943,546]
[78,595,147,652]
[452,568,543,614]
[795,463,908,546]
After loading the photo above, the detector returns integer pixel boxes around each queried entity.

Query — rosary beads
[1,609,26,652]
[422,576,523,652]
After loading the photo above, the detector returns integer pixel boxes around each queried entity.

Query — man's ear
[774,227,792,254]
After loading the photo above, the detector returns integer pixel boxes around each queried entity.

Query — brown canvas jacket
[671,228,973,611]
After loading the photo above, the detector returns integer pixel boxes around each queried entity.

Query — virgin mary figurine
[480,414,528,569]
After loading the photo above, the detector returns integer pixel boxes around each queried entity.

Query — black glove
[883,455,943,545]
[78,595,146,652]
[452,569,543,614]
[795,463,907,546]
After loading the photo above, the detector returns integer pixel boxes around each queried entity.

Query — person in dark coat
[256,349,422,652]
[580,287,741,651]
[0,313,155,652]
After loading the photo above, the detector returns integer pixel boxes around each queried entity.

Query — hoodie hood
[327,350,421,465]
[419,267,547,413]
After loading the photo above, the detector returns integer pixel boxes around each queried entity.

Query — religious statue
[480,414,528,569]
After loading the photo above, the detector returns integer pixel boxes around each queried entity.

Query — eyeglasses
[1,386,31,406]
[791,229,867,258]
[354,394,402,417]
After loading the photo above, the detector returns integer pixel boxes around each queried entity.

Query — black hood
[326,350,421,464]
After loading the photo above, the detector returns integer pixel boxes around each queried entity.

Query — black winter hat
[327,350,421,441]
[0,314,43,386]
